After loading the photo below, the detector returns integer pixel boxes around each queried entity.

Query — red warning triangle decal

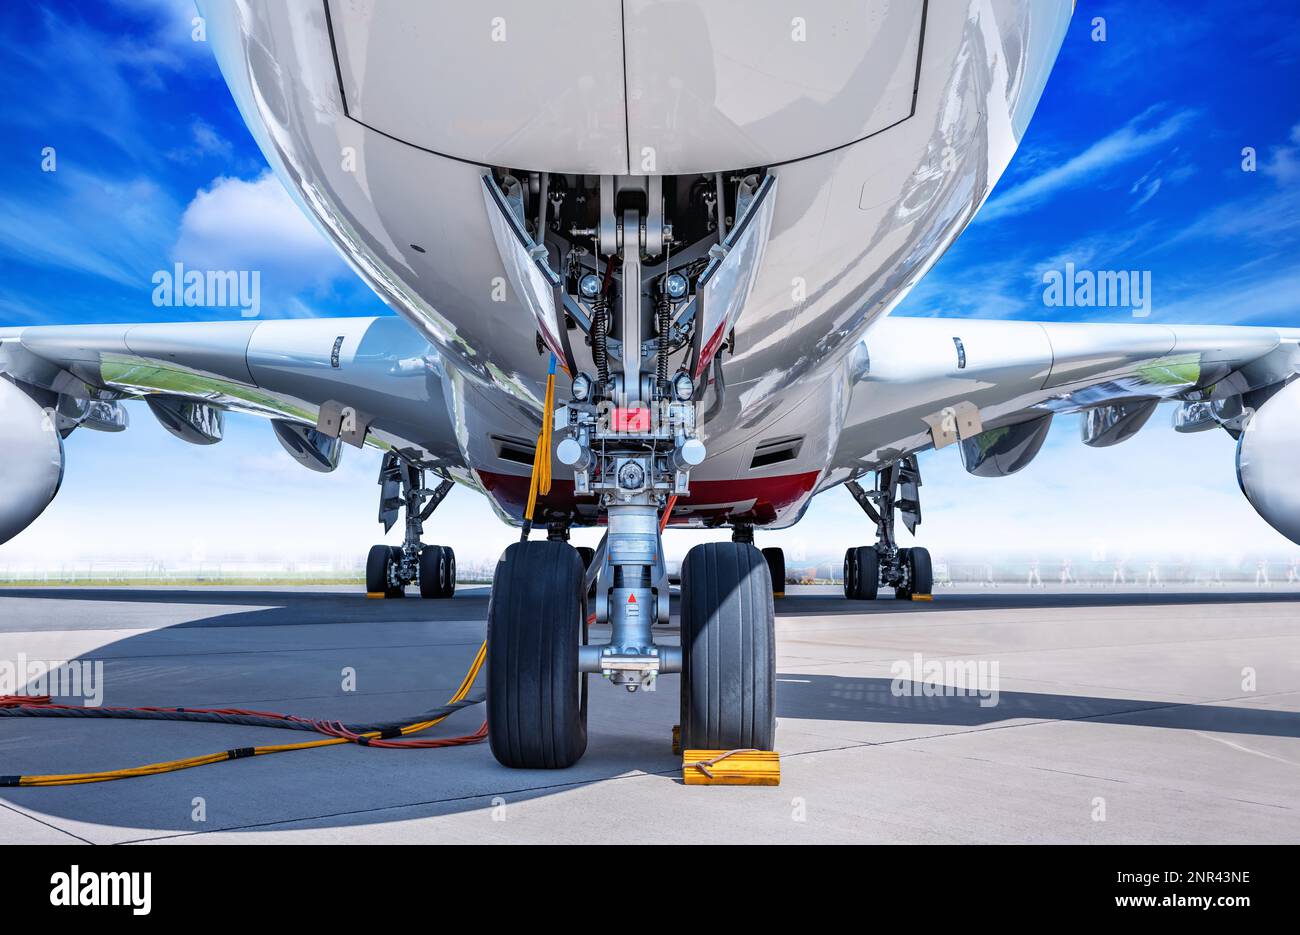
[627,594,637,603]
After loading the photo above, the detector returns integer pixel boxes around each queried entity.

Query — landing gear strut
[843,455,933,601]
[365,452,456,599]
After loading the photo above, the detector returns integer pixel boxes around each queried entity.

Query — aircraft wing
[0,316,465,470]
[831,316,1300,543]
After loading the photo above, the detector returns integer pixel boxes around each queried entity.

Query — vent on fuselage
[491,434,537,466]
[750,435,804,469]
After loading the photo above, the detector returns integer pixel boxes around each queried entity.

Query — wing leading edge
[831,316,1300,545]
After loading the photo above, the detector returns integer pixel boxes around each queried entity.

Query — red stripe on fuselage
[476,470,821,525]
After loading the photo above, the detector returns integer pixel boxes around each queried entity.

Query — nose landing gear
[486,196,777,769]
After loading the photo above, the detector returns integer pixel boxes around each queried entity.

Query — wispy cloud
[0,6,212,160]
[1261,122,1300,184]
[165,118,233,163]
[982,106,1196,221]
[0,167,178,287]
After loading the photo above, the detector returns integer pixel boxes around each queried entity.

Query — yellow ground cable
[9,642,488,787]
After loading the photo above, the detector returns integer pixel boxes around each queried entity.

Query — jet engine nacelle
[1237,379,1300,546]
[0,378,65,545]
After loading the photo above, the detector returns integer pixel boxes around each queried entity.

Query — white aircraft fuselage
[199,0,1073,528]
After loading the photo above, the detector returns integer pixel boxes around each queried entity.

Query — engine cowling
[0,378,65,544]
[1236,379,1300,545]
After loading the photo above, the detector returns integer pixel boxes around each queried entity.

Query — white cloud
[172,172,353,300]
[982,107,1196,221]
[1261,122,1300,185]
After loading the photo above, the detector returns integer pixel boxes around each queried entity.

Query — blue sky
[1,1,1299,571]
[0,0,387,325]
[895,0,1300,325]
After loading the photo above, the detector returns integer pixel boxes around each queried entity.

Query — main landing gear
[365,452,457,599]
[843,456,933,601]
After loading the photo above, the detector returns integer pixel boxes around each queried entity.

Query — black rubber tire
[419,545,455,599]
[487,541,587,769]
[366,545,388,594]
[843,547,857,599]
[894,548,913,599]
[894,547,935,599]
[679,542,776,751]
[849,545,879,600]
[441,547,456,597]
[366,544,404,598]
[761,547,786,597]
[909,547,933,596]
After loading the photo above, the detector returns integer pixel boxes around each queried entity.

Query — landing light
[672,371,694,401]
[572,372,593,401]
[663,273,688,300]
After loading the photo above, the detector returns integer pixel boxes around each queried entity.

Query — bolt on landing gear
[365,452,456,599]
[843,455,934,601]
[487,192,775,768]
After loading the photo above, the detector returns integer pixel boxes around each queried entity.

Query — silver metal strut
[563,206,693,690]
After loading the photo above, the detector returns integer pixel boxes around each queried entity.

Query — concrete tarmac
[0,584,1296,844]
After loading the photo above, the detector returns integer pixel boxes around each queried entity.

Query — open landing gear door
[692,175,777,378]
[481,175,570,370]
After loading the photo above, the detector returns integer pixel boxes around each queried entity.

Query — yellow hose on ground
[9,644,488,787]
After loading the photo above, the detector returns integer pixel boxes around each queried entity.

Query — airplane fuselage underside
[200,0,1072,527]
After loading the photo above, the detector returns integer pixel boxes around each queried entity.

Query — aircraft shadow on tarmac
[771,589,1300,616]
[774,674,1300,736]
[0,587,1296,837]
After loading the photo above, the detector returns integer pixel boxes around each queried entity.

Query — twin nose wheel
[485,540,776,769]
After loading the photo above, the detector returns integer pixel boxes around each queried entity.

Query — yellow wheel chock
[682,749,781,786]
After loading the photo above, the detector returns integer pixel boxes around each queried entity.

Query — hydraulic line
[591,296,610,386]
[591,256,615,387]
[656,294,671,390]
[660,494,677,533]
